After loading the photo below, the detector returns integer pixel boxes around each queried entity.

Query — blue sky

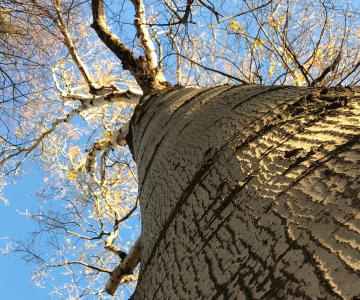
[0,166,139,299]
[0,170,54,299]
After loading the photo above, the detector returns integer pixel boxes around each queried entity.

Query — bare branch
[31,0,100,92]
[243,0,306,86]
[91,0,170,94]
[119,196,139,223]
[103,215,127,260]
[84,121,130,174]
[51,0,98,91]
[176,54,249,84]
[130,0,159,68]
[179,0,195,23]
[46,260,111,274]
[166,30,181,84]
[311,52,342,86]
[198,0,272,23]
[105,235,141,295]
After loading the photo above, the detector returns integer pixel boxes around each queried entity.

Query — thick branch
[33,0,100,92]
[105,235,141,295]
[84,121,130,174]
[104,217,127,260]
[1,89,138,169]
[64,88,142,105]
[311,52,342,86]
[52,0,97,90]
[130,0,158,68]
[91,0,170,94]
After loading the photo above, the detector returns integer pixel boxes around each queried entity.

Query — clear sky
[0,170,55,299]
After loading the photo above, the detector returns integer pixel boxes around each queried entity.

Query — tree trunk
[127,85,360,299]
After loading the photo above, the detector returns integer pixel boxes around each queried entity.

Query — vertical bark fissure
[138,146,218,279]
[270,209,343,298]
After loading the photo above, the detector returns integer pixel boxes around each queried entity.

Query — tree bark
[127,85,360,299]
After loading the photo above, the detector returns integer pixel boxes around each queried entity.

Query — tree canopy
[1,0,360,298]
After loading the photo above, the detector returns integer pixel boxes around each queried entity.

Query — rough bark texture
[127,85,360,299]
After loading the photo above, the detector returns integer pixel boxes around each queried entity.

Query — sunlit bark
[128,85,360,299]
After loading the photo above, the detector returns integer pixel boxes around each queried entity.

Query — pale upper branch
[84,121,130,174]
[167,30,182,84]
[52,0,97,91]
[105,235,141,295]
[103,215,127,260]
[102,198,138,260]
[91,0,170,94]
[130,0,159,69]
[32,0,100,92]
[103,202,140,260]
[64,88,142,106]
[150,26,163,70]
[0,89,139,170]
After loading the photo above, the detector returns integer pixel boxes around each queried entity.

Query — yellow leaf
[229,20,245,34]
[231,20,240,31]
[315,49,324,57]
[269,61,275,74]
[254,39,264,50]
[67,170,77,181]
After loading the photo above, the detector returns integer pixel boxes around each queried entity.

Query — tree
[128,84,360,299]
[1,0,360,298]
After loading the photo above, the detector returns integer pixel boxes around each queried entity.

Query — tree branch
[47,260,112,274]
[84,121,130,174]
[52,0,97,91]
[130,0,159,69]
[167,30,182,84]
[311,52,342,86]
[198,0,272,23]
[32,0,103,93]
[176,54,249,84]
[105,235,141,295]
[91,0,170,94]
